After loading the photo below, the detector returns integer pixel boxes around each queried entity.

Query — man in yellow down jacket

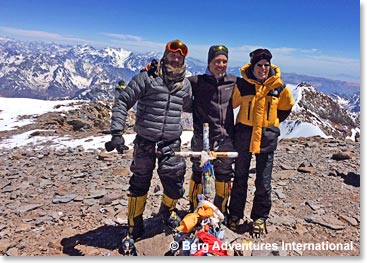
[227,48,294,237]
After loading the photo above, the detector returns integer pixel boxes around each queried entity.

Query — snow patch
[0,97,82,131]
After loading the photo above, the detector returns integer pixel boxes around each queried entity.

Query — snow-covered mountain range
[0,37,359,101]
[0,37,360,141]
[0,36,206,100]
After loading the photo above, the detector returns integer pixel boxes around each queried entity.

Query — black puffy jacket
[111,71,192,142]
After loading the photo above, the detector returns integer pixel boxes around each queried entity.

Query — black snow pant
[228,129,274,221]
[129,135,186,200]
[190,135,235,183]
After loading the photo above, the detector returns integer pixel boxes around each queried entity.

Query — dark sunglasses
[166,40,188,57]
[256,63,270,68]
[211,45,228,53]
[250,48,272,60]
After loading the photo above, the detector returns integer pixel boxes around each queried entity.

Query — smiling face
[208,54,228,78]
[166,52,185,68]
[253,58,270,81]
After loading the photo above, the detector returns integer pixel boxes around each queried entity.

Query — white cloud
[0,26,86,43]
[100,33,142,41]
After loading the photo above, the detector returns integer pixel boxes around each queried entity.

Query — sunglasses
[250,48,272,60]
[211,45,229,53]
[256,63,270,68]
[166,40,188,57]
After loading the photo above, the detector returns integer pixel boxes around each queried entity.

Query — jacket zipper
[247,101,251,120]
[267,101,271,120]
[161,92,171,140]
[218,82,224,137]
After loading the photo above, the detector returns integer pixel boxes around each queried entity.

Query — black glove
[105,135,129,154]
[140,59,158,77]
[156,145,174,159]
[147,59,158,77]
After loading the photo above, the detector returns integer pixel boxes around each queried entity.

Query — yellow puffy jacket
[232,63,294,153]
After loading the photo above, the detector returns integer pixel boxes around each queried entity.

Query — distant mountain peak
[283,82,359,141]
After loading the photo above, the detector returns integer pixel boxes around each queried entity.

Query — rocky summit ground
[0,101,360,257]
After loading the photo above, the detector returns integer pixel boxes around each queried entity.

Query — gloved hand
[105,135,129,154]
[156,145,174,159]
[140,59,158,77]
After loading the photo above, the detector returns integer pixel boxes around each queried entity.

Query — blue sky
[0,0,361,82]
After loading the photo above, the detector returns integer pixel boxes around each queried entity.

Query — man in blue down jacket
[107,40,192,243]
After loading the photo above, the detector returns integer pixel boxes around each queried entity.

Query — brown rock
[331,151,353,160]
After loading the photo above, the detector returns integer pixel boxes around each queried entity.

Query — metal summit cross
[174,123,238,200]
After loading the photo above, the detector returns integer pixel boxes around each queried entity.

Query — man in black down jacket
[188,45,237,219]
[107,40,192,243]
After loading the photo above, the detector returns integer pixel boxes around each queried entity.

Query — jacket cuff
[111,130,123,137]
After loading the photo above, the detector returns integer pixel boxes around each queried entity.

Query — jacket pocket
[260,126,280,153]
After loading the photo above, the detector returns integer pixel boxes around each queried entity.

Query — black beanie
[250,48,272,65]
[208,45,228,64]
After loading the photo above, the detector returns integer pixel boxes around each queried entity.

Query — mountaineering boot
[213,181,231,216]
[159,194,181,229]
[188,178,203,212]
[120,234,137,256]
[127,194,147,240]
[119,194,147,256]
[251,218,268,238]
[227,215,240,233]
